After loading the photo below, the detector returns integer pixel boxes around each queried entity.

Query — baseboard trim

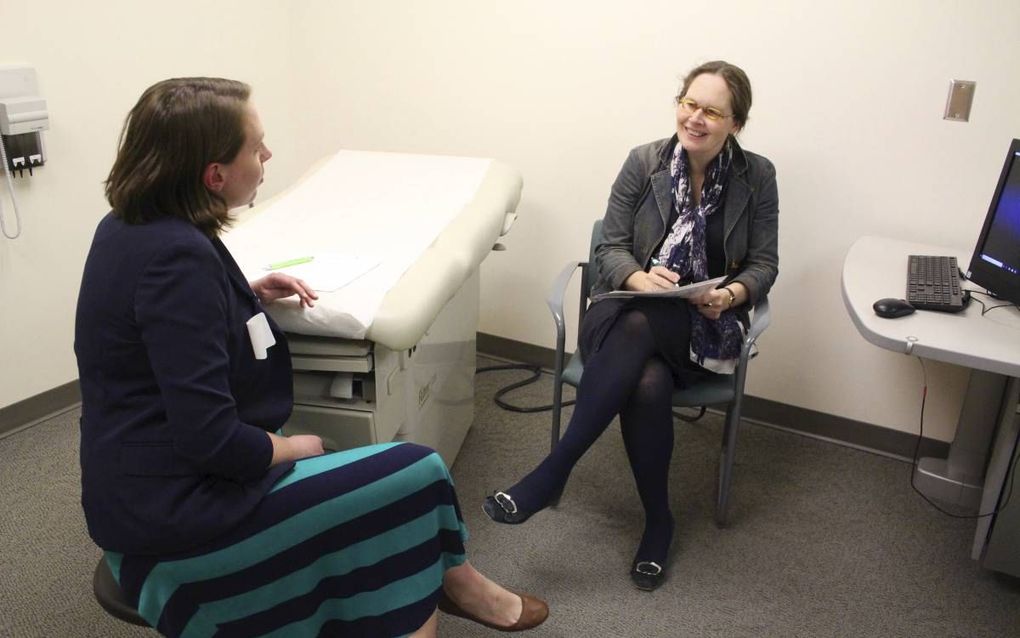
[476,332,949,460]
[3,337,952,462]
[0,381,82,439]
[477,332,558,370]
[740,395,948,460]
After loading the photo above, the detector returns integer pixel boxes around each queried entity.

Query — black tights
[504,308,684,563]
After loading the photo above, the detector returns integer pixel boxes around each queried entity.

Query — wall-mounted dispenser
[0,65,48,239]
[0,66,49,176]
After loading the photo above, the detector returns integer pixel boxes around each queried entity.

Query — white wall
[0,0,302,408]
[3,1,1018,443]
[287,0,1019,441]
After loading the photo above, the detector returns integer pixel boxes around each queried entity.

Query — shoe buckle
[635,561,662,576]
[493,491,518,515]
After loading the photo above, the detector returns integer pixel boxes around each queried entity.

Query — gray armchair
[547,219,771,527]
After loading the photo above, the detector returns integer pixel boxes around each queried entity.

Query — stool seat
[92,557,149,627]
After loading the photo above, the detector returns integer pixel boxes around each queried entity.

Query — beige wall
[0,0,303,408]
[286,0,1019,441]
[3,1,1019,443]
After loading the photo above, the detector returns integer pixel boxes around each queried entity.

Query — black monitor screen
[967,139,1020,305]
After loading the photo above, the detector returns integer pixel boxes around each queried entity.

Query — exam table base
[286,273,480,469]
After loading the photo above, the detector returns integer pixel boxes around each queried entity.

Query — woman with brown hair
[75,77,548,637]
[484,61,779,592]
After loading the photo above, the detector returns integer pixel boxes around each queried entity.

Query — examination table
[223,150,522,467]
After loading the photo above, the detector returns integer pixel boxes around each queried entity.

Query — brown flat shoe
[438,590,549,632]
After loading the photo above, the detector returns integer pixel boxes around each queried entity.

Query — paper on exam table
[591,276,727,302]
[222,150,493,339]
[271,253,380,292]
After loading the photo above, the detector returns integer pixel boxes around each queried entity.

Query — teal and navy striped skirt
[105,442,468,637]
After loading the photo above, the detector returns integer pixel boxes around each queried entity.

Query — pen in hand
[649,258,681,288]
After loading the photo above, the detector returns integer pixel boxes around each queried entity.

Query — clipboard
[592,275,727,302]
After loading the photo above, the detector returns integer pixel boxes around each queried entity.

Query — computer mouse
[873,298,916,318]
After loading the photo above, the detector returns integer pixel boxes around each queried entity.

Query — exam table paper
[223,150,492,340]
[269,253,380,293]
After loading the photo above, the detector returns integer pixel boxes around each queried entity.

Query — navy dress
[75,213,466,637]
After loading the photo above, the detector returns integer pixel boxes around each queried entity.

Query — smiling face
[217,103,272,209]
[675,73,740,166]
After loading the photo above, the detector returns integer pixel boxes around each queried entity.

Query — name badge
[246,312,277,360]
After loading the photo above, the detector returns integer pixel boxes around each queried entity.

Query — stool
[92,556,149,627]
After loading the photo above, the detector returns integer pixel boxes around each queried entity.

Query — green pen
[265,256,314,271]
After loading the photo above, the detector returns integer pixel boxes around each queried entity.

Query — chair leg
[715,403,742,528]
[550,381,563,454]
[548,379,564,507]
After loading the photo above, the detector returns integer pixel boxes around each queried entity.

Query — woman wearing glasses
[483,61,778,591]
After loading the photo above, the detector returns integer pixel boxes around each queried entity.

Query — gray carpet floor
[2,355,1018,637]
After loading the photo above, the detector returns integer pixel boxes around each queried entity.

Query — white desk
[842,235,1020,574]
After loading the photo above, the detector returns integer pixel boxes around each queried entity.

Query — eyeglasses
[676,97,731,122]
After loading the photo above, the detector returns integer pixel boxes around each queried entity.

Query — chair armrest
[746,295,771,345]
[738,295,771,364]
[547,260,585,378]
[546,260,585,334]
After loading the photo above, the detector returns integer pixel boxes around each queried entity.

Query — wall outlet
[944,80,976,122]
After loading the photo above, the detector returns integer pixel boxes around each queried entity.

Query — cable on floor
[475,362,706,421]
[475,363,574,413]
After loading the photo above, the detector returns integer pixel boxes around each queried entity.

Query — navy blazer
[593,135,779,305]
[74,213,295,555]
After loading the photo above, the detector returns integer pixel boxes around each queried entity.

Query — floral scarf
[656,138,743,373]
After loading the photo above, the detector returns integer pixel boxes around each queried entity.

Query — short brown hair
[105,77,251,236]
[679,61,752,130]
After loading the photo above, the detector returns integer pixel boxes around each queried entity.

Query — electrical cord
[967,290,1019,316]
[959,271,1019,316]
[475,363,574,413]
[0,133,22,239]
[910,357,1018,519]
[474,362,707,422]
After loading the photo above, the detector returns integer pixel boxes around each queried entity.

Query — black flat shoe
[482,487,565,525]
[482,491,533,524]
[630,560,666,591]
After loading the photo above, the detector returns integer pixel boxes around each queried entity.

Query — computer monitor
[966,138,1020,305]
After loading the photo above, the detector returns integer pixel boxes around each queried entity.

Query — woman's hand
[690,283,746,320]
[624,266,680,292]
[267,432,325,467]
[250,273,319,308]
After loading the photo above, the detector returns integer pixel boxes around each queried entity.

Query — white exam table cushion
[222,150,522,350]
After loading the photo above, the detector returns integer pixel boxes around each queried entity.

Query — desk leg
[972,377,1019,565]
[913,370,1010,511]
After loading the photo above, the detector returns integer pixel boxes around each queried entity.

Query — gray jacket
[593,135,779,305]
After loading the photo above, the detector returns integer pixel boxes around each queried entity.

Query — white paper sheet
[591,276,727,302]
[223,150,492,339]
[267,253,380,293]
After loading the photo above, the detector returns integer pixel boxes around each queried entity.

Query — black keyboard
[906,255,966,312]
